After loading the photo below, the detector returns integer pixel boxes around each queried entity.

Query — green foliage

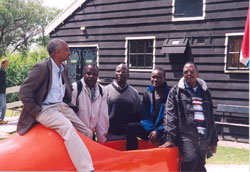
[35,6,62,47]
[0,0,61,56]
[207,146,249,164]
[2,47,48,102]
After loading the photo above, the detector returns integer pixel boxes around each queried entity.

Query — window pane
[138,40,145,53]
[175,0,203,18]
[137,55,144,66]
[129,55,137,67]
[229,38,241,53]
[145,55,153,67]
[146,40,153,53]
[129,41,138,53]
[228,53,238,68]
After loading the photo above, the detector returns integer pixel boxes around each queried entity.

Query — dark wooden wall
[50,0,249,140]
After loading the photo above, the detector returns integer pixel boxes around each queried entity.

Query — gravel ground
[218,140,249,149]
[206,164,249,172]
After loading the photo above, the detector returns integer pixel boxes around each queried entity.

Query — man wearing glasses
[160,62,218,172]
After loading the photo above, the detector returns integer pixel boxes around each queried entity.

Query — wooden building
[45,0,249,141]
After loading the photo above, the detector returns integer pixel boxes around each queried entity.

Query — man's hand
[148,131,157,142]
[159,141,175,148]
[209,145,217,154]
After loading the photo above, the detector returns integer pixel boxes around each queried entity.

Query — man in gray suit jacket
[17,39,94,172]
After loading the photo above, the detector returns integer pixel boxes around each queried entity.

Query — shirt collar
[184,80,198,92]
[114,80,128,89]
[51,58,64,73]
[82,79,98,92]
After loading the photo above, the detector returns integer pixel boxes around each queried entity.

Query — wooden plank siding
[49,0,249,136]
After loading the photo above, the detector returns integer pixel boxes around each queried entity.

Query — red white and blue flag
[240,8,249,68]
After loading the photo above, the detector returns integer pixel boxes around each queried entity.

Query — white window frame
[68,44,99,67]
[172,0,206,22]
[224,33,248,73]
[125,36,156,72]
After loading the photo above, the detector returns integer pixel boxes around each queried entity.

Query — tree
[35,6,62,47]
[0,0,61,57]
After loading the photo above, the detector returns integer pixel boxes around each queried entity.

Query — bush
[1,47,48,103]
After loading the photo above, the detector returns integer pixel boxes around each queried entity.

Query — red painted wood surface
[0,124,179,171]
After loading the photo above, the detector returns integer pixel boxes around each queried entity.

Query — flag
[240,8,249,68]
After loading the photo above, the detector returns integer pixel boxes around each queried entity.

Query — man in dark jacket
[17,39,94,172]
[160,62,218,172]
[0,59,8,124]
[126,67,169,150]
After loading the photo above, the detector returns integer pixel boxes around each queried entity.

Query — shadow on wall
[161,38,193,78]
[168,48,193,78]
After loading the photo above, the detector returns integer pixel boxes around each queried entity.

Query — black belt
[42,102,59,105]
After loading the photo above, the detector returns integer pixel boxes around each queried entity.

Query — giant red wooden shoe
[0,124,180,171]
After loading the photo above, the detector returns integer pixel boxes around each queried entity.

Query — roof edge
[45,0,87,36]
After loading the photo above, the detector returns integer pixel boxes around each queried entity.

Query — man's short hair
[183,61,198,71]
[84,63,99,73]
[1,59,8,65]
[153,67,165,77]
[116,63,129,72]
[47,39,65,57]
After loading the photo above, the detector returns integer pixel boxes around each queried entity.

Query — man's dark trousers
[126,122,165,150]
[179,139,207,172]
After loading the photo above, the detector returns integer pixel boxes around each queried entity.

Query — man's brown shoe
[0,120,8,124]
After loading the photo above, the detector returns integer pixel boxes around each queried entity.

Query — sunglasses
[183,70,197,74]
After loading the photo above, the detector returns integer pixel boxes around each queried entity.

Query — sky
[43,0,75,9]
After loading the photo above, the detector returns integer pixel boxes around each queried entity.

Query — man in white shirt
[72,64,109,143]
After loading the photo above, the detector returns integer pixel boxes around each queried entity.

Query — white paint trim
[129,69,153,72]
[69,44,99,48]
[224,70,249,73]
[172,0,206,22]
[125,36,156,40]
[124,36,156,72]
[45,0,87,35]
[225,33,244,36]
[224,33,248,73]
[68,44,100,67]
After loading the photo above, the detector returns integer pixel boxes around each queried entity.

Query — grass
[207,146,249,164]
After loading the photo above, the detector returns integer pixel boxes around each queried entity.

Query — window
[67,45,99,82]
[225,34,247,72]
[173,0,205,21]
[126,37,155,70]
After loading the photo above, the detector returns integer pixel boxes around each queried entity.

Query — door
[67,47,97,82]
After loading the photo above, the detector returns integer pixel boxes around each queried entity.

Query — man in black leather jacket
[160,62,218,172]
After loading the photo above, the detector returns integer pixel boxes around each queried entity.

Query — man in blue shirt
[17,39,94,172]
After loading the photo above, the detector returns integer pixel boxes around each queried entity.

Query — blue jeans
[0,94,6,121]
